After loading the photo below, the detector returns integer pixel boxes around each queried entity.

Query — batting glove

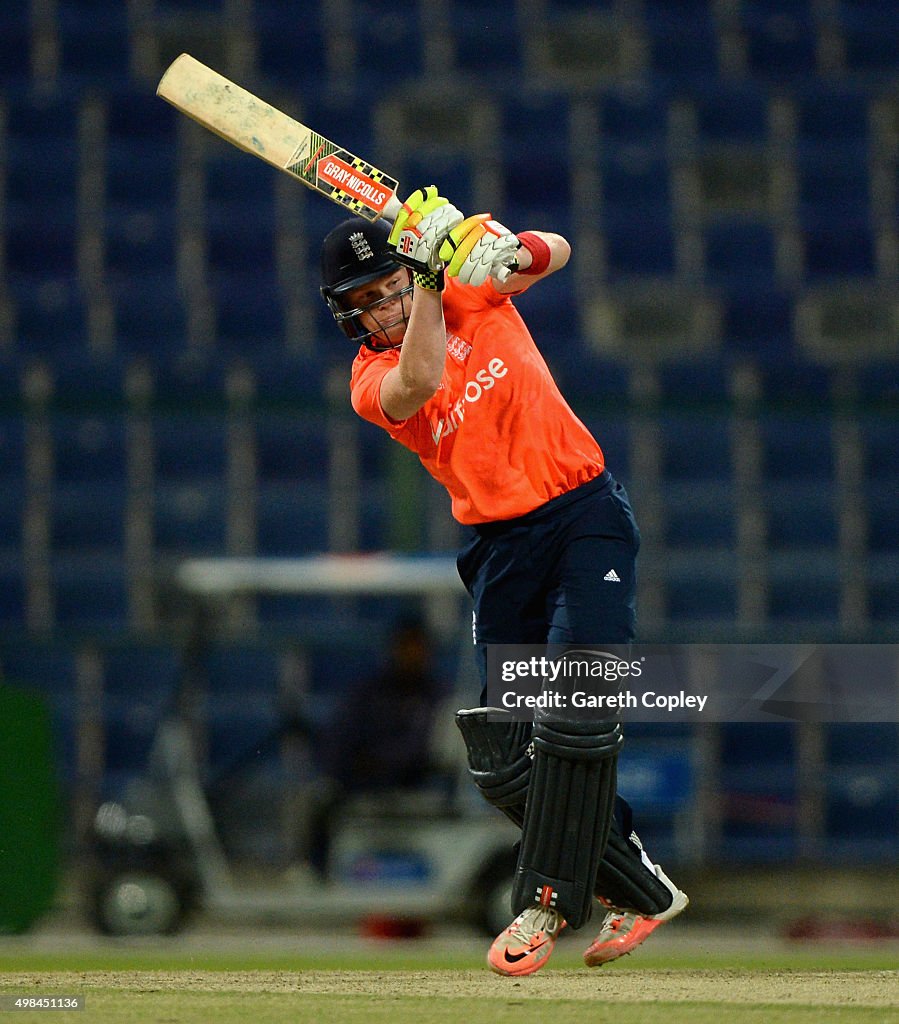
[388,186,464,287]
[438,214,520,286]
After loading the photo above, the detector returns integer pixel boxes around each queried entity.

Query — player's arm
[496,230,571,294]
[379,187,464,422]
[379,283,446,421]
[439,218,570,294]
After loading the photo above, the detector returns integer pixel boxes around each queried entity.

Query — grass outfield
[1,934,896,1024]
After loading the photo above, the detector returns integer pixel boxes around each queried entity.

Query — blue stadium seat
[499,95,573,215]
[104,135,179,287]
[0,416,25,482]
[153,479,228,556]
[0,551,27,629]
[102,643,182,783]
[642,11,720,83]
[703,220,778,287]
[600,146,672,227]
[200,642,282,772]
[796,153,871,229]
[802,221,876,280]
[722,288,793,357]
[767,552,841,623]
[793,82,871,159]
[153,412,228,482]
[254,7,329,91]
[859,416,899,483]
[206,207,278,279]
[686,79,773,146]
[256,480,329,555]
[838,9,899,76]
[738,3,818,80]
[211,274,285,351]
[52,413,128,484]
[764,481,838,549]
[6,204,78,286]
[666,568,738,623]
[868,578,899,624]
[56,10,131,89]
[758,414,834,482]
[719,721,797,860]
[604,219,676,279]
[664,481,735,548]
[150,351,230,406]
[9,278,88,354]
[5,95,79,220]
[52,480,127,553]
[255,412,330,483]
[52,552,130,630]
[111,279,189,356]
[598,84,671,146]
[449,1,524,79]
[0,7,32,89]
[394,153,476,215]
[658,412,733,481]
[865,481,899,554]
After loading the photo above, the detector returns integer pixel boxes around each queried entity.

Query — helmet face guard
[320,219,413,350]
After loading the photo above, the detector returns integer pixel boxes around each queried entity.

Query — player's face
[345,269,412,348]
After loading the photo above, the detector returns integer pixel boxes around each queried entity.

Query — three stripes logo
[603,569,621,582]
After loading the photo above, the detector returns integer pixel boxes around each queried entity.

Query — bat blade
[157,53,402,222]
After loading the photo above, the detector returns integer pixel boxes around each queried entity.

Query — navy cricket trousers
[456,469,641,698]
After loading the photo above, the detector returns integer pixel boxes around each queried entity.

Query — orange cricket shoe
[583,865,689,967]
[487,905,566,977]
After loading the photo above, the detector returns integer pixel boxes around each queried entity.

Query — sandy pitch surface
[4,969,897,1006]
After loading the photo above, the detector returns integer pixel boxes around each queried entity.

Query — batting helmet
[320,218,412,349]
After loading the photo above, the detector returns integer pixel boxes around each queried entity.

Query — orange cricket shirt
[350,276,604,525]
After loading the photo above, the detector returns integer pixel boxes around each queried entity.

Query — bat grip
[383,195,404,223]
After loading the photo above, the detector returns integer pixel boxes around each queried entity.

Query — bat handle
[383,194,404,223]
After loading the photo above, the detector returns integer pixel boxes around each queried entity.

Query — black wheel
[90,869,186,936]
[469,850,517,937]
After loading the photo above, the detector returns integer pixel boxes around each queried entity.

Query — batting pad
[593,819,675,916]
[455,708,532,827]
[512,717,622,929]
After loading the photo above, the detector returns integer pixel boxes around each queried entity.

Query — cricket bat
[157,53,403,223]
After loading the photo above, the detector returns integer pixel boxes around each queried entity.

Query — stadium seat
[153,479,228,556]
[597,83,672,146]
[663,480,736,548]
[658,412,733,482]
[111,279,189,356]
[0,551,27,628]
[102,642,182,783]
[758,414,834,482]
[211,274,286,351]
[52,552,130,630]
[739,3,818,80]
[51,413,128,484]
[766,551,842,624]
[153,412,228,482]
[642,10,720,83]
[255,412,330,483]
[256,480,329,555]
[763,481,838,549]
[703,220,778,287]
[56,10,131,90]
[51,480,128,553]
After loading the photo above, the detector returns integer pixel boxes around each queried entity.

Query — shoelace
[508,906,561,943]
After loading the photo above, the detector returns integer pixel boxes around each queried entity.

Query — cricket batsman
[319,187,689,975]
